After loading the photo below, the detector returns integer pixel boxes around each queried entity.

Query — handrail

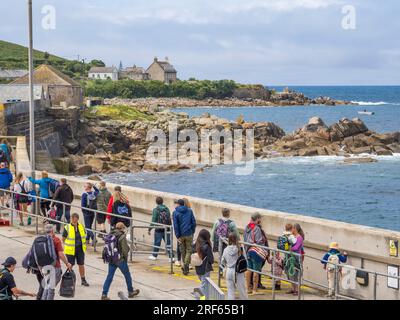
[0,187,175,275]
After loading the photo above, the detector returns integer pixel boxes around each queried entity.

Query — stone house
[146,57,177,84]
[119,65,149,80]
[88,66,119,81]
[11,64,83,107]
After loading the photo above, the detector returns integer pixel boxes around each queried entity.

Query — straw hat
[329,242,339,250]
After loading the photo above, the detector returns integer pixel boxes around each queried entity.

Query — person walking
[51,178,74,233]
[62,213,89,287]
[0,257,36,300]
[221,233,248,300]
[106,186,125,224]
[243,212,269,295]
[13,173,32,226]
[110,190,132,229]
[101,222,140,300]
[96,181,111,238]
[81,182,99,244]
[28,171,53,217]
[211,208,239,253]
[321,242,348,298]
[148,196,172,261]
[173,199,196,275]
[34,224,72,300]
[194,229,214,298]
[0,139,11,166]
[0,162,13,218]
[287,223,305,296]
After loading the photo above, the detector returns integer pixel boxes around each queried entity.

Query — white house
[88,66,119,81]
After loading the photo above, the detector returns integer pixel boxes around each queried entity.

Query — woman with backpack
[28,171,53,218]
[111,190,132,229]
[287,223,305,296]
[193,229,214,298]
[81,183,99,244]
[221,233,248,300]
[13,173,32,226]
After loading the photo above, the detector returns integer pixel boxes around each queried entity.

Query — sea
[105,86,400,231]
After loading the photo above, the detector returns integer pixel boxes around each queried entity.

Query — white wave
[351,101,400,106]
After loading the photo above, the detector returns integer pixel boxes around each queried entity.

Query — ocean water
[105,86,400,231]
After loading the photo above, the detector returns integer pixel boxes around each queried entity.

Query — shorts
[96,212,106,224]
[247,250,264,272]
[66,246,85,266]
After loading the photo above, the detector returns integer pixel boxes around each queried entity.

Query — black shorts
[96,213,106,224]
[66,246,85,266]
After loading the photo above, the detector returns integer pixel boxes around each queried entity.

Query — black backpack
[235,251,248,274]
[59,270,76,298]
[29,235,57,268]
[157,207,171,226]
[0,150,6,163]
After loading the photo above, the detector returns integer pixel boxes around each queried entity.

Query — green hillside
[0,40,104,80]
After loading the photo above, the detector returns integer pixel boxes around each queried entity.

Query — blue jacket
[173,205,196,239]
[81,186,99,215]
[28,177,53,199]
[0,168,13,189]
[321,249,348,265]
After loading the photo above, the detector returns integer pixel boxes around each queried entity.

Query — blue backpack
[48,179,60,197]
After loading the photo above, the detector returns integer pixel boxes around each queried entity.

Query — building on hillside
[0,84,46,103]
[88,66,119,81]
[146,57,177,84]
[11,64,83,107]
[0,68,28,82]
[119,65,149,81]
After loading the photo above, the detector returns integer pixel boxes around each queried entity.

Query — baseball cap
[2,257,17,267]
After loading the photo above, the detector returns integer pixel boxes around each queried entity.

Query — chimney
[154,57,158,62]
[165,56,169,62]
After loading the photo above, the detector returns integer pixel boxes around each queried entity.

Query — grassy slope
[0,40,66,69]
[84,105,156,122]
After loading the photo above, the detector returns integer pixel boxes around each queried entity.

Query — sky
[0,0,399,85]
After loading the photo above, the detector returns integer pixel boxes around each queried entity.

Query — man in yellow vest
[62,213,89,287]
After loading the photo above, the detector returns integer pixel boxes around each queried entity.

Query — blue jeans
[198,272,211,296]
[102,260,134,296]
[153,231,172,258]
[56,207,70,233]
[83,213,94,241]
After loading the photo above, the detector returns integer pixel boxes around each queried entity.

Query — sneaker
[81,279,90,287]
[174,261,181,267]
[148,255,157,261]
[128,289,140,298]
[168,258,175,263]
[258,283,267,290]
[19,222,24,226]
[182,265,189,276]
[101,295,110,300]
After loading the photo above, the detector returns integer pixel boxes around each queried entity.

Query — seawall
[15,136,400,300]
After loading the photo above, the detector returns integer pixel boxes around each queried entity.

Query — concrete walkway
[0,223,327,301]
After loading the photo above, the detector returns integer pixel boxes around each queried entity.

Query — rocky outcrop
[270,117,399,158]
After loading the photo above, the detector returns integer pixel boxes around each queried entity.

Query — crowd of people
[0,143,349,300]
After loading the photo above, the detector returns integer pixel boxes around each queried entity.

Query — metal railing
[218,237,303,300]
[204,277,225,300]
[0,187,175,275]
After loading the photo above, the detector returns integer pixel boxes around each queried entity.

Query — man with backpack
[0,257,36,300]
[148,196,173,261]
[0,162,13,218]
[62,213,89,287]
[101,222,140,300]
[81,183,99,244]
[25,224,72,300]
[321,242,348,297]
[211,208,239,253]
[51,178,74,234]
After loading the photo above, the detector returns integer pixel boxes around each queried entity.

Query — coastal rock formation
[269,117,399,158]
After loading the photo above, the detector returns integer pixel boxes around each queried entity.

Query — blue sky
[1,0,399,85]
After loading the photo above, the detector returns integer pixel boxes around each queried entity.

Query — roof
[0,69,28,79]
[157,61,177,73]
[11,64,81,87]
[123,66,146,74]
[88,66,118,74]
[0,84,44,103]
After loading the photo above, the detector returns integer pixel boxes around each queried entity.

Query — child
[278,223,297,252]
[268,252,284,290]
[321,242,348,297]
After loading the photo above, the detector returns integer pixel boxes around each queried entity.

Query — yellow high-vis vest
[64,223,87,256]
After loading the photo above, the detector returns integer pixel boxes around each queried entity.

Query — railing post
[93,211,97,252]
[334,264,339,300]
[218,238,222,288]
[271,251,276,300]
[10,191,14,227]
[298,255,302,301]
[129,223,134,263]
[35,196,39,235]
[373,272,377,300]
[170,223,174,274]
